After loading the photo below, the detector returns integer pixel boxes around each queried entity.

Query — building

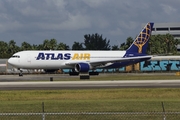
[143,23,180,51]
[152,23,180,40]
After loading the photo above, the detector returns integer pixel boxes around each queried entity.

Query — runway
[0,80,180,90]
[0,74,180,90]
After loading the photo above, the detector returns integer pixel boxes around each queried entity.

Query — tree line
[120,34,180,54]
[0,33,179,58]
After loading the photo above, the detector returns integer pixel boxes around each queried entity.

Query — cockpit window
[11,55,20,58]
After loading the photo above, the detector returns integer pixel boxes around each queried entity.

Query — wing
[65,56,152,67]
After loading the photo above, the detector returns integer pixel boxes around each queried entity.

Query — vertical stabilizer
[126,22,154,55]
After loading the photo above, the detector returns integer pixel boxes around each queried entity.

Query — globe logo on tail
[133,23,152,53]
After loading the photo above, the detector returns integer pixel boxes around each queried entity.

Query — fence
[0,111,180,120]
[0,102,180,120]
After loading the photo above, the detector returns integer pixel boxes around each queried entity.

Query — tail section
[125,22,154,55]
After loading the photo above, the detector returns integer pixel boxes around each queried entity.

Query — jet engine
[75,63,91,72]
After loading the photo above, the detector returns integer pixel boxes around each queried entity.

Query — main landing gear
[79,71,99,79]
[69,69,99,79]
[69,69,99,76]
[18,69,23,76]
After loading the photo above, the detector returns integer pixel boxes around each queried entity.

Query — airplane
[8,22,154,76]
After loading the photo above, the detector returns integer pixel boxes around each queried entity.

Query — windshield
[11,55,20,58]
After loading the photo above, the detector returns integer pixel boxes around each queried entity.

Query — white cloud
[20,6,43,16]
[0,0,180,46]
[160,4,177,15]
[118,21,138,30]
[0,21,22,32]
[46,0,67,9]
[109,28,123,36]
[38,13,91,31]
[6,0,27,2]
[59,13,91,30]
[82,0,108,8]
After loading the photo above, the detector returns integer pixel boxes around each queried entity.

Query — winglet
[125,22,154,55]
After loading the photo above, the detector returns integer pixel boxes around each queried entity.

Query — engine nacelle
[75,63,91,72]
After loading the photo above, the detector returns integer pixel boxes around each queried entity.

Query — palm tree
[72,42,84,50]
[49,39,57,50]
[120,37,133,50]
[42,39,50,50]
[57,42,70,50]
[0,41,8,58]
[84,33,111,50]
[8,40,20,56]
[21,42,32,50]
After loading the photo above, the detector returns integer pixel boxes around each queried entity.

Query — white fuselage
[8,50,126,69]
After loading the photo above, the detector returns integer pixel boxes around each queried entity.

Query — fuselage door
[27,54,31,64]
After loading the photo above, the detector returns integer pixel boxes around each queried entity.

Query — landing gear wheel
[19,70,23,76]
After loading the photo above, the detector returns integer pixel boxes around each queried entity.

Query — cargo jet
[8,22,154,76]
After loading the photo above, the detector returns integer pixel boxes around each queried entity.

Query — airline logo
[133,23,153,53]
[36,53,90,60]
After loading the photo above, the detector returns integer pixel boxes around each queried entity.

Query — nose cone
[8,58,17,67]
[8,58,13,66]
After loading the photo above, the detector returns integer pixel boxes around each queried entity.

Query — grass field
[1,74,180,119]
[0,88,180,113]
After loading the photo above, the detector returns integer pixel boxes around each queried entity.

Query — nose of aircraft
[8,58,13,65]
[8,58,16,66]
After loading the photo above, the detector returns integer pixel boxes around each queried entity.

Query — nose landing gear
[18,69,23,76]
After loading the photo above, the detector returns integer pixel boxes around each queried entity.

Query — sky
[0,0,180,48]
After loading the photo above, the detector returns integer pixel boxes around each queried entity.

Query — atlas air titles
[36,52,90,60]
